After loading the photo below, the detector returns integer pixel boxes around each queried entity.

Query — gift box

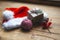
[28,8,44,26]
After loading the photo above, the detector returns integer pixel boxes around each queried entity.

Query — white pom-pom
[3,10,14,20]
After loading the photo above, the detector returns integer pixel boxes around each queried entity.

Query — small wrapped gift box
[28,8,44,26]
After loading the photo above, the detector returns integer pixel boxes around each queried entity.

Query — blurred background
[0,0,60,6]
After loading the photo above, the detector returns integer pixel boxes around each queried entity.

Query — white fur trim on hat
[2,16,27,30]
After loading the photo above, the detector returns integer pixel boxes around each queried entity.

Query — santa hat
[3,6,29,22]
[2,6,30,30]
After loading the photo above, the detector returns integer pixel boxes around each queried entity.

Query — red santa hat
[3,6,29,22]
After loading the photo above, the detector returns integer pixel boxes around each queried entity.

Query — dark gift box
[28,8,44,26]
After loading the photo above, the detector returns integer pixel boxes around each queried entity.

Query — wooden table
[0,1,60,40]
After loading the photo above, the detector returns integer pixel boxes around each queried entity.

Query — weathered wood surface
[0,1,60,40]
